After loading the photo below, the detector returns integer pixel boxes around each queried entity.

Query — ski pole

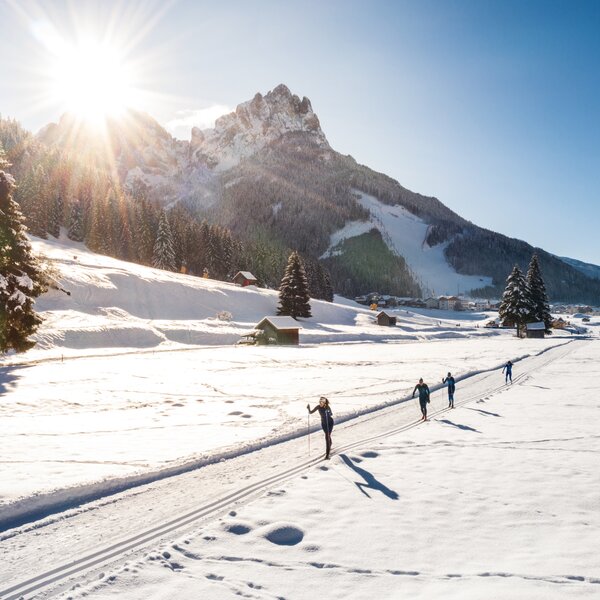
[307,411,311,456]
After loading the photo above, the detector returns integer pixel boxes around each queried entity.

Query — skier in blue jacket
[442,372,456,408]
[502,360,513,384]
[307,397,334,459]
[412,378,431,421]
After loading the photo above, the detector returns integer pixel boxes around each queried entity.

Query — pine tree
[526,254,552,333]
[277,251,312,319]
[133,197,155,265]
[119,220,134,261]
[67,200,84,241]
[152,210,176,271]
[47,194,63,238]
[318,262,334,302]
[0,166,46,353]
[498,265,534,336]
[21,164,49,239]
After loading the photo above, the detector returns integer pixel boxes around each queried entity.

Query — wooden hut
[233,271,258,287]
[376,311,397,326]
[255,316,301,345]
[526,322,546,338]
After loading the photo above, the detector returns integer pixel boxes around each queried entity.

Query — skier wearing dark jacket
[442,372,456,408]
[502,360,513,384]
[307,397,334,459]
[412,379,431,421]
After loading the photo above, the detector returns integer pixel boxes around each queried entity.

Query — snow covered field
[2,339,596,599]
[46,340,599,599]
[1,236,597,599]
[0,237,575,526]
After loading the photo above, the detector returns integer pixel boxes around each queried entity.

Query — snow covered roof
[526,322,546,330]
[377,311,396,318]
[234,271,257,280]
[257,316,301,330]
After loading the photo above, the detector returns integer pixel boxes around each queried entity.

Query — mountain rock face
[190,84,329,171]
[38,111,190,193]
[24,84,600,303]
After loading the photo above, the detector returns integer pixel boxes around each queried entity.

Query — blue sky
[1,0,599,263]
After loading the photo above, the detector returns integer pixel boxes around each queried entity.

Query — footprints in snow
[265,525,304,546]
[228,410,253,419]
[222,519,305,547]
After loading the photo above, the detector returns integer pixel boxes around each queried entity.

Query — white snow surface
[0,236,597,598]
[2,340,596,599]
[323,192,493,296]
[0,235,574,524]
[98,341,600,598]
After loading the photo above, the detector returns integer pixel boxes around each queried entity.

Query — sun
[49,38,138,127]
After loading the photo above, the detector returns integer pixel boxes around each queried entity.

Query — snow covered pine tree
[0,163,46,353]
[152,210,176,271]
[498,265,534,337]
[277,251,312,319]
[526,254,552,333]
[67,200,84,242]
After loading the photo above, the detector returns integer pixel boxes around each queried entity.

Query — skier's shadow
[339,454,399,500]
[439,419,480,433]
[466,407,501,418]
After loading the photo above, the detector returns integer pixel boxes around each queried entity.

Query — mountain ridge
[3,84,600,303]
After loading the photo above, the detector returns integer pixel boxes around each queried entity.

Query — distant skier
[502,360,513,384]
[307,397,334,459]
[412,378,430,421]
[442,372,456,408]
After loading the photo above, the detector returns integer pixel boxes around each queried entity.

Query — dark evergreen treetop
[526,253,552,333]
[277,251,312,319]
[0,167,46,353]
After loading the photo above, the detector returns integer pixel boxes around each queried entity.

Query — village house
[424,297,439,309]
[232,271,258,287]
[376,311,397,326]
[438,296,458,311]
[552,317,569,330]
[255,316,301,345]
[526,322,546,339]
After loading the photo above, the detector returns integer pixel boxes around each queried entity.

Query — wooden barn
[376,311,397,326]
[526,322,546,338]
[256,316,301,345]
[233,271,258,287]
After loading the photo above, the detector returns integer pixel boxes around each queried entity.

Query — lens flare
[49,38,139,127]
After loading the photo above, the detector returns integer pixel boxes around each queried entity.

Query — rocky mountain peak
[190,84,328,171]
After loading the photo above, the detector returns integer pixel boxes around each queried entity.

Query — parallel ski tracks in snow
[0,339,582,600]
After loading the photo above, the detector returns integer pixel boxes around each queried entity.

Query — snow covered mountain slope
[23,235,501,362]
[29,236,363,356]
[322,192,492,296]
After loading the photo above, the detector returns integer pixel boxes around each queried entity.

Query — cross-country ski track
[0,339,586,599]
